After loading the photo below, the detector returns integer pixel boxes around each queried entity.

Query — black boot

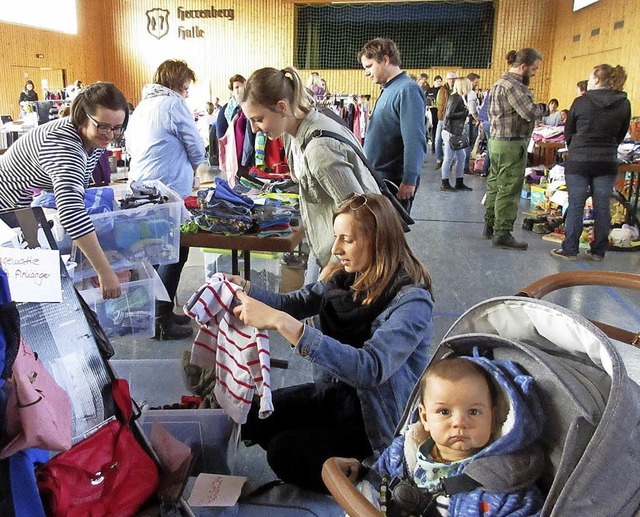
[482,224,494,239]
[440,180,456,192]
[154,314,193,340]
[492,232,528,250]
[455,178,473,191]
[172,312,192,325]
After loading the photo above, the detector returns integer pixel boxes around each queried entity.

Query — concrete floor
[109,151,640,502]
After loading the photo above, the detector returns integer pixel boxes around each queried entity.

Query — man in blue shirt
[359,38,426,214]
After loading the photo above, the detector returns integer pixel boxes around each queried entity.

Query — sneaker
[435,161,443,170]
[154,319,194,340]
[551,248,576,261]
[585,249,604,261]
[440,183,456,192]
[482,224,494,240]
[492,232,528,250]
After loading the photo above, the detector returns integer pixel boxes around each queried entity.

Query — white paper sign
[0,248,62,302]
[0,220,19,247]
[187,473,247,507]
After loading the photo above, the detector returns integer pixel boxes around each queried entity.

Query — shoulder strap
[300,129,414,228]
[441,473,482,496]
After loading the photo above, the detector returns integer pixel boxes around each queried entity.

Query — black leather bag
[449,134,470,151]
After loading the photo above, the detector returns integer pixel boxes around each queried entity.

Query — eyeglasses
[86,113,124,136]
[344,193,368,211]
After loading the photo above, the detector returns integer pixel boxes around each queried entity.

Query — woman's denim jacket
[249,280,434,455]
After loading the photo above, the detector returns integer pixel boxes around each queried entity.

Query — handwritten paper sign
[187,473,247,507]
[0,248,62,302]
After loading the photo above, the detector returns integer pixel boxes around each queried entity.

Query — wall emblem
[146,8,170,40]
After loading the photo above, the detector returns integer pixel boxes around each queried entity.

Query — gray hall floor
[110,151,640,489]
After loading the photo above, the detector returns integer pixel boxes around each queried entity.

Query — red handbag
[36,379,160,517]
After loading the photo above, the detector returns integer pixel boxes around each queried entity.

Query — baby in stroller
[344,351,547,516]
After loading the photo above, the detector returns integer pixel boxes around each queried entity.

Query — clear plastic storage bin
[52,181,183,280]
[110,359,239,475]
[203,248,282,292]
[77,261,156,338]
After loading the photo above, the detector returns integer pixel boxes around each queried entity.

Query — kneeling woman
[230,193,434,492]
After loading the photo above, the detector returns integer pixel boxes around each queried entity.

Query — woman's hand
[224,273,247,289]
[74,232,122,299]
[98,268,122,299]
[233,290,281,330]
[233,290,304,346]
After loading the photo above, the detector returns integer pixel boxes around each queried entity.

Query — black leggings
[242,382,373,492]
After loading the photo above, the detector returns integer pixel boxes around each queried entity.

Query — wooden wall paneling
[100,0,296,111]
[98,0,559,111]
[0,2,106,120]
[549,0,639,114]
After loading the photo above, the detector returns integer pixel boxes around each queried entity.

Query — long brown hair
[333,193,432,304]
[592,64,627,91]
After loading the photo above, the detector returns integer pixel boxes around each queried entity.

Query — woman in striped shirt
[0,82,129,299]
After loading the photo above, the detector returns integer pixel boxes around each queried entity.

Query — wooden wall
[99,0,557,108]
[0,0,636,121]
[0,3,106,119]
[548,0,639,113]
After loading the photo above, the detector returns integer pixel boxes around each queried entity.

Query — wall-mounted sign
[146,6,235,41]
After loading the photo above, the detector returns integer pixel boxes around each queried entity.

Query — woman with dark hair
[215,73,246,139]
[0,82,129,299]
[552,64,631,262]
[19,80,39,104]
[126,59,205,339]
[228,193,434,492]
[239,66,379,283]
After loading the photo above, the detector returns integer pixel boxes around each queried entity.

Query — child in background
[343,353,546,516]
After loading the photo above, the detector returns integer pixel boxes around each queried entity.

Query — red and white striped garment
[184,273,273,424]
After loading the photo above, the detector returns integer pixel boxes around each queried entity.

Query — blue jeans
[442,130,466,180]
[561,174,615,257]
[481,122,491,176]
[435,120,444,162]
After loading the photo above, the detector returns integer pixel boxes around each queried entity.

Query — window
[295,2,495,70]
[1,0,78,34]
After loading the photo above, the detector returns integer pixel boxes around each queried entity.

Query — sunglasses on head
[344,192,368,211]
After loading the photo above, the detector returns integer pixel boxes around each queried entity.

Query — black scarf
[319,270,413,348]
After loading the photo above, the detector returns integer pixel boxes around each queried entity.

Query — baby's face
[418,375,494,462]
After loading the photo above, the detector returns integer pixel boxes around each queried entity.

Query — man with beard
[483,48,548,250]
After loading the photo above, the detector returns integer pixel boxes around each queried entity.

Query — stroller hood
[401,296,640,517]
